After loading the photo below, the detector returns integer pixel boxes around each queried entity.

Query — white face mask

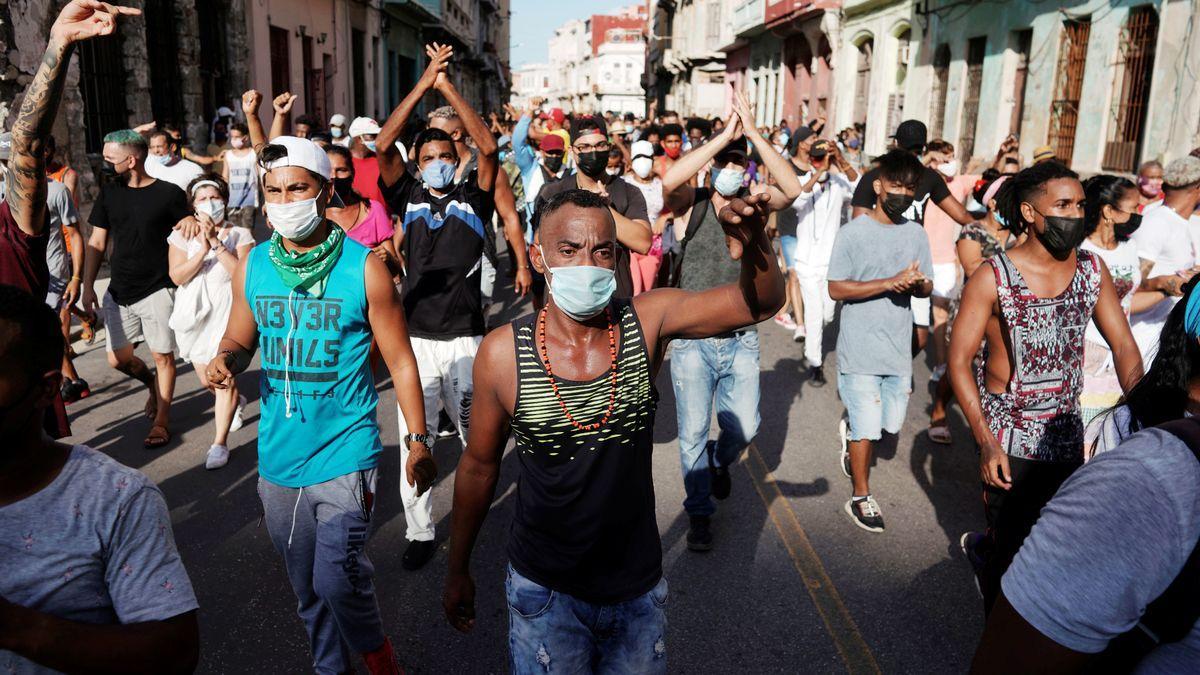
[632,157,653,179]
[265,192,323,240]
[196,199,226,225]
[230,137,247,149]
[937,160,959,178]
[605,167,621,176]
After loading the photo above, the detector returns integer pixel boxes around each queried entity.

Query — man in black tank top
[442,186,786,672]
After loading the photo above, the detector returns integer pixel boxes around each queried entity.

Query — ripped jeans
[506,565,668,675]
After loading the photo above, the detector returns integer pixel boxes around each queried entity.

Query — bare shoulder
[479,324,517,370]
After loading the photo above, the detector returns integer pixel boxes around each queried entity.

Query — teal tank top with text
[244,238,381,487]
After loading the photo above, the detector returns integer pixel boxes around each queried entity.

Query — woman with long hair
[1090,276,1200,456]
[1079,175,1169,428]
[167,174,253,469]
[324,144,402,276]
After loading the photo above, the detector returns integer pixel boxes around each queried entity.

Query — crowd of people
[3,2,1200,673]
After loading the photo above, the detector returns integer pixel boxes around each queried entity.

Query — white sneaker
[930,364,947,382]
[838,417,852,478]
[229,394,247,432]
[793,325,806,342]
[205,444,230,470]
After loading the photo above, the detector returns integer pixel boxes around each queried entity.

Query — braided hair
[993,161,1079,236]
[1082,174,1137,238]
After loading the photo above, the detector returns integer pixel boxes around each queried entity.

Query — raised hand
[241,90,262,116]
[272,92,297,115]
[420,43,454,90]
[717,192,772,261]
[50,1,141,46]
[731,90,758,137]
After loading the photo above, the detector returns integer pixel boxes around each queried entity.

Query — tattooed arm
[8,1,140,236]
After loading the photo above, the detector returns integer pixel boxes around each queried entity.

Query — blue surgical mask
[848,138,861,150]
[421,159,457,190]
[994,210,1007,228]
[713,167,745,197]
[499,149,512,163]
[548,265,616,321]
[365,140,377,153]
[331,128,344,139]
[152,153,172,166]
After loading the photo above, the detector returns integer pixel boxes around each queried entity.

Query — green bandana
[267,224,346,298]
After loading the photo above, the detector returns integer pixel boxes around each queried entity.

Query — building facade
[647,0,731,119]
[511,63,553,110]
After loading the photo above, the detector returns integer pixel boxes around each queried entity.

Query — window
[1009,29,1032,138]
[887,29,911,136]
[322,53,334,123]
[269,26,291,97]
[77,35,127,153]
[352,29,366,117]
[960,36,986,159]
[853,39,874,129]
[930,44,950,138]
[1049,18,1091,166]
[706,0,720,49]
[302,36,315,116]
[1103,6,1159,172]
[143,0,183,127]
[196,0,229,122]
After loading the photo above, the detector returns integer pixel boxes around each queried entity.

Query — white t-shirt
[790,169,857,269]
[623,175,664,224]
[1080,238,1142,347]
[145,156,204,194]
[1130,205,1194,361]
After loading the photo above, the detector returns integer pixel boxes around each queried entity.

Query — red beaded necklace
[536,306,619,432]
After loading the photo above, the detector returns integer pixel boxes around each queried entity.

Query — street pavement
[62,260,986,674]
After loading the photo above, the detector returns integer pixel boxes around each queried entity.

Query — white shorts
[103,287,177,354]
[931,262,960,300]
[911,295,931,327]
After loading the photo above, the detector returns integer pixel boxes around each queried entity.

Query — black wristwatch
[404,432,434,449]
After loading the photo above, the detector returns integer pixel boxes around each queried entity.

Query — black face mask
[1114,212,1142,240]
[543,154,564,174]
[333,176,357,204]
[1033,208,1087,257]
[576,150,608,179]
[100,160,120,181]
[881,192,915,224]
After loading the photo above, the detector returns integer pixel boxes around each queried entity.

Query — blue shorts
[779,235,797,269]
[838,372,912,441]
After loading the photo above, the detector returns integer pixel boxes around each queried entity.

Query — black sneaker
[844,496,885,533]
[687,515,713,551]
[960,531,986,598]
[437,409,456,438]
[402,539,437,570]
[707,441,731,500]
[808,367,826,387]
[60,378,91,404]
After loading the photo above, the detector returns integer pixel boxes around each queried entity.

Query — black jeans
[978,455,1081,615]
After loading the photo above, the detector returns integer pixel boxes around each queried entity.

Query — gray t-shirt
[0,446,198,675]
[1004,427,1200,671]
[43,180,79,280]
[827,214,932,376]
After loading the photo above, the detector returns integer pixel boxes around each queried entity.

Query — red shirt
[352,157,390,215]
[0,200,70,439]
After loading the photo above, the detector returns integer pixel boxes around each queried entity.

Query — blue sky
[509,0,635,68]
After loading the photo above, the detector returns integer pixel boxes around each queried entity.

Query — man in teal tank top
[205,136,433,675]
[442,186,787,673]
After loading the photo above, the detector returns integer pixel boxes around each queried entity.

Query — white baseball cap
[329,113,347,127]
[348,116,381,139]
[216,106,236,118]
[631,140,654,159]
[263,136,332,180]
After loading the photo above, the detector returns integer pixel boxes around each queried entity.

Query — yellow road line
[744,443,881,675]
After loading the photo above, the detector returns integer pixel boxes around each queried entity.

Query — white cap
[631,140,655,159]
[348,116,381,139]
[263,136,331,180]
[329,113,347,127]
[216,106,236,118]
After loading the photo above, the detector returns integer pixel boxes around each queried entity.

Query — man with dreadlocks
[948,161,1143,615]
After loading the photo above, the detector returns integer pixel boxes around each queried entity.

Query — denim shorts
[838,372,912,441]
[778,234,798,269]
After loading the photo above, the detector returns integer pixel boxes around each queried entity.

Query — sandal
[144,424,171,449]
[78,313,97,344]
[927,420,952,445]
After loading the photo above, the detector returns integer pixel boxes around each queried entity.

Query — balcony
[732,0,765,36]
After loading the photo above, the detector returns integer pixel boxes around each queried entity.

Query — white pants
[397,334,481,542]
[797,264,836,367]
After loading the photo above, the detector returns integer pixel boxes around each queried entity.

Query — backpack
[1095,417,1200,672]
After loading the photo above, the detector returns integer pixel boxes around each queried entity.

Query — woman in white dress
[168,175,254,469]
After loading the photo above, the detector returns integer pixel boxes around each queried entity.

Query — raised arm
[734,92,801,209]
[1091,263,1144,392]
[443,327,515,633]
[241,90,267,149]
[9,1,139,235]
[511,111,536,172]
[436,72,497,192]
[268,92,296,141]
[636,192,786,341]
[377,43,453,187]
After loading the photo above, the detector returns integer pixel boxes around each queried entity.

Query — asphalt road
[62,261,986,674]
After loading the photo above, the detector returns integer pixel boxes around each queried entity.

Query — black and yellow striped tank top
[507,299,663,604]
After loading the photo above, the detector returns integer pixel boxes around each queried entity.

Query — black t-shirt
[850,164,951,225]
[532,173,649,299]
[381,170,495,338]
[89,179,190,304]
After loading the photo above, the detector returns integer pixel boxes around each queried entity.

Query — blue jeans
[671,331,761,517]
[506,565,668,674]
[837,372,912,441]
